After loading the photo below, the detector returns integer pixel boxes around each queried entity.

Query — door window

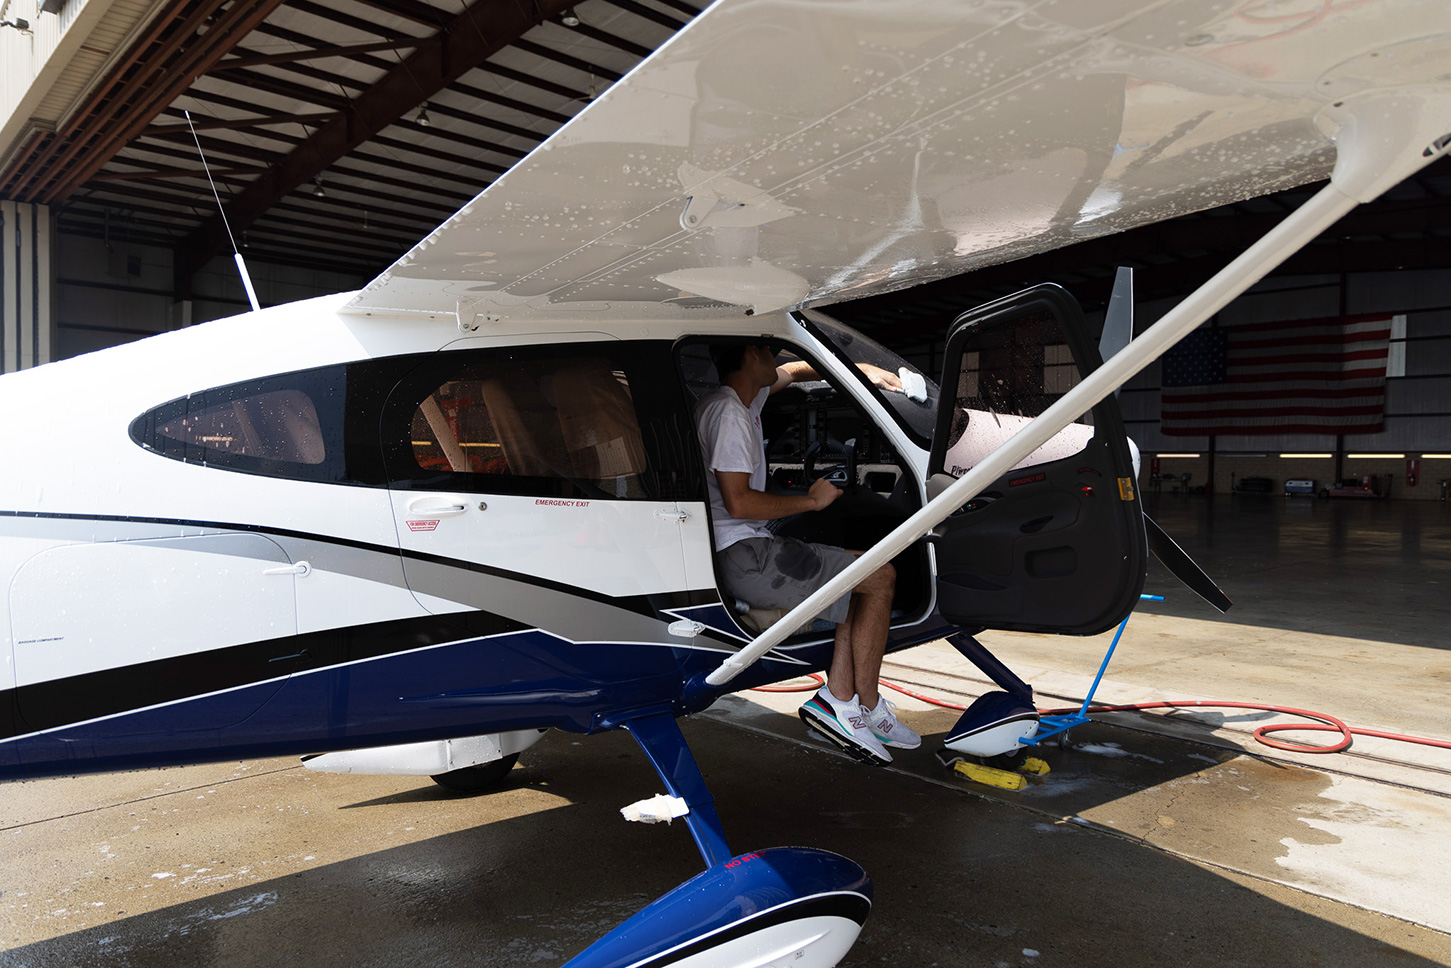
[383,343,697,500]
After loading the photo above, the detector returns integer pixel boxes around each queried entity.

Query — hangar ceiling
[1,0,703,288]
[2,0,1448,335]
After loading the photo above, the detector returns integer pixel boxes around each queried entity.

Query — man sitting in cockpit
[696,342,920,765]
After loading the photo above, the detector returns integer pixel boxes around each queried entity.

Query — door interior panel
[929,286,1147,635]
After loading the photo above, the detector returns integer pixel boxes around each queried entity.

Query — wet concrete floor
[3,496,1449,966]
[4,710,1449,967]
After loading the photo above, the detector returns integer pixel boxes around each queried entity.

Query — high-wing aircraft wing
[344,0,1451,323]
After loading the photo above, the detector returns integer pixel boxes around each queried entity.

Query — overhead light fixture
[1279,453,1333,459]
[416,103,431,127]
[1155,453,1200,459]
[561,7,580,26]
[312,177,326,198]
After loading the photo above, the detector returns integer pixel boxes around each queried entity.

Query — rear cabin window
[129,360,404,486]
[132,372,345,482]
[155,389,325,464]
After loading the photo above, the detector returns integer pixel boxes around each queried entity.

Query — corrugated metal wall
[0,199,53,373]
[1118,270,1451,499]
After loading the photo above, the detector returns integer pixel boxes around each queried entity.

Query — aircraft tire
[430,753,520,793]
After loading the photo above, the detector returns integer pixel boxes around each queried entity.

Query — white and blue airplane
[3,0,1449,964]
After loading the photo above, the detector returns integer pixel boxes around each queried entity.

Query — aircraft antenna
[184,110,260,312]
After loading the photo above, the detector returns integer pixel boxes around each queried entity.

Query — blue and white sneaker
[799,686,892,765]
[865,697,921,750]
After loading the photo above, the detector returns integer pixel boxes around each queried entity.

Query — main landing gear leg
[562,712,873,968]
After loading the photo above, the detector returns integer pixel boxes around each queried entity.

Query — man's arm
[717,471,842,520]
[769,360,904,396]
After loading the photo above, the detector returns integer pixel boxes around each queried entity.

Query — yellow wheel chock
[952,760,1027,791]
[1018,756,1050,776]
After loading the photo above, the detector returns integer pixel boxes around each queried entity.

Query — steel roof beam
[352,0,452,29]
[474,62,595,103]
[38,0,292,203]
[239,22,576,129]
[285,0,420,42]
[645,0,705,17]
[214,40,424,71]
[600,0,691,31]
[144,112,340,136]
[206,59,550,145]
[368,134,512,176]
[565,21,653,58]
[89,166,267,182]
[200,67,354,112]
[512,38,624,82]
[265,198,438,232]
[177,0,581,284]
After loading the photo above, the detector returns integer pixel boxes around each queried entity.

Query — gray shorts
[717,536,856,625]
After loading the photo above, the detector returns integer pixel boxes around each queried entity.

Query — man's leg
[826,561,922,752]
[808,560,898,764]
[825,561,895,709]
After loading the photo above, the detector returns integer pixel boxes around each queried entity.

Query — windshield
[797,309,939,447]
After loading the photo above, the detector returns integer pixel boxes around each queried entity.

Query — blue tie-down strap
[1022,594,1163,747]
[563,847,872,968]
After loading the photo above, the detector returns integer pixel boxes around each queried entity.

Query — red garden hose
[752,673,1451,755]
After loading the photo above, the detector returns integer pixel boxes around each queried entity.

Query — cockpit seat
[732,599,834,635]
[737,606,790,634]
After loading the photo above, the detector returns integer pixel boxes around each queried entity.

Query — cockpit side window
[796,309,939,447]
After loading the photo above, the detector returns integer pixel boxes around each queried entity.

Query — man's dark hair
[710,342,776,379]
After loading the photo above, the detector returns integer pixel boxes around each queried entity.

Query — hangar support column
[0,200,53,374]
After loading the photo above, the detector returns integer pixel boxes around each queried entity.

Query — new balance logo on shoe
[798,688,891,765]
[865,698,922,750]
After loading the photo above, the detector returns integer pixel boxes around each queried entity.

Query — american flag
[1160,315,1392,436]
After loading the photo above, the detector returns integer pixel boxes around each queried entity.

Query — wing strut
[704,88,1451,688]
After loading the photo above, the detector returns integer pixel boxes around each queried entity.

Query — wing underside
[343,0,1451,323]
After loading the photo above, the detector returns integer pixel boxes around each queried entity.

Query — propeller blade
[1099,267,1134,396]
[1143,513,1233,612]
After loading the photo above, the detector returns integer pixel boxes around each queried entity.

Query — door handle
[407,499,469,516]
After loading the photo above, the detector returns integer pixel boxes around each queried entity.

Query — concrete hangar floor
[3,495,1449,967]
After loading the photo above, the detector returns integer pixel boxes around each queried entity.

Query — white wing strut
[705,88,1451,688]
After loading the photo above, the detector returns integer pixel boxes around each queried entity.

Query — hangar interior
[3,0,1451,501]
[2,3,1450,966]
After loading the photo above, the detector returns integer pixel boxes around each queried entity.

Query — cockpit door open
[927,285,1147,635]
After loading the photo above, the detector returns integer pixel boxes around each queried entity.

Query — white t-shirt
[695,385,773,550]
